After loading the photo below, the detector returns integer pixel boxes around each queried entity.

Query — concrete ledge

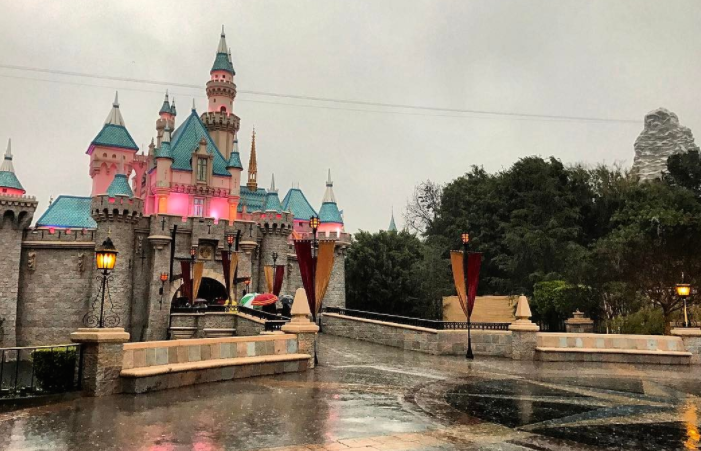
[121,353,311,378]
[322,313,438,334]
[70,328,130,343]
[536,346,692,356]
[124,334,296,350]
[236,312,267,325]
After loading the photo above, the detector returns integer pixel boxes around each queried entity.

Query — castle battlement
[22,227,96,244]
[91,195,144,224]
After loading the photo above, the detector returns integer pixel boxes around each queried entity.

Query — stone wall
[17,245,95,346]
[322,313,511,357]
[236,313,265,336]
[323,249,346,309]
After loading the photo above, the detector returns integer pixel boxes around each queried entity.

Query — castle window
[220,106,226,113]
[197,158,208,182]
[193,198,204,217]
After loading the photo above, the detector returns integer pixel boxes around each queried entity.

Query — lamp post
[462,232,474,360]
[676,272,692,328]
[309,215,321,364]
[94,237,118,328]
[190,245,197,305]
[159,272,168,309]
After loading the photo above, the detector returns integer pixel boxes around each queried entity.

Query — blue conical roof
[282,188,317,221]
[106,174,133,197]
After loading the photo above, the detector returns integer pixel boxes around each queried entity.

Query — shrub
[32,347,78,393]
[605,308,665,335]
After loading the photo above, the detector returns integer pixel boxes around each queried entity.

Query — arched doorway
[170,277,228,309]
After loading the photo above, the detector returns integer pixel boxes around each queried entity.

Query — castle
[0,28,350,347]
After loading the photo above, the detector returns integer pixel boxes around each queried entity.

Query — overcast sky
[1,1,700,233]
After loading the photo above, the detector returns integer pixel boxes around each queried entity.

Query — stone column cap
[671,327,701,337]
[147,234,172,242]
[71,327,130,343]
[282,323,319,334]
[508,320,540,332]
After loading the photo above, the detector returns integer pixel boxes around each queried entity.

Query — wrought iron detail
[322,307,510,331]
[82,272,121,328]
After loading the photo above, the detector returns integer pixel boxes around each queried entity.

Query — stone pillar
[672,327,701,365]
[71,327,130,397]
[565,310,594,333]
[142,234,172,341]
[281,288,319,368]
[509,295,539,360]
[0,195,36,347]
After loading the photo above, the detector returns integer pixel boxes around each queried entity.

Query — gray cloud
[1,0,700,232]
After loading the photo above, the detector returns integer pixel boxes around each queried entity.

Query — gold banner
[264,265,274,293]
[450,251,468,319]
[192,261,204,300]
[227,253,239,305]
[314,241,336,315]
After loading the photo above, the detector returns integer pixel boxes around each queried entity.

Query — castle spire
[270,173,277,193]
[104,91,126,126]
[322,169,336,203]
[1,138,14,173]
[0,138,25,193]
[211,26,235,74]
[388,207,397,232]
[159,91,171,115]
[246,128,258,191]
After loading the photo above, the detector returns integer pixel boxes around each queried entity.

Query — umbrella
[279,295,294,306]
[252,293,278,306]
[240,293,257,307]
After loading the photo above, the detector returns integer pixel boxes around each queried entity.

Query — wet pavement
[1,335,701,450]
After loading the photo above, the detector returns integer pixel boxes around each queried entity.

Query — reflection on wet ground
[0,335,701,450]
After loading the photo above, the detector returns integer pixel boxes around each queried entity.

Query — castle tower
[88,92,140,197]
[155,91,176,147]
[0,139,37,347]
[91,168,143,337]
[153,123,174,214]
[255,176,292,293]
[318,169,344,234]
[201,26,240,160]
[226,133,243,223]
[246,129,258,191]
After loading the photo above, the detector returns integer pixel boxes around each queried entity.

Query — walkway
[1,335,701,450]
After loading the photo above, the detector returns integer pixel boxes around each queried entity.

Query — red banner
[294,240,317,319]
[221,250,231,296]
[180,260,192,302]
[466,252,482,316]
[273,265,285,296]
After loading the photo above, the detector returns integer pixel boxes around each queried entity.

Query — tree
[664,150,701,198]
[593,181,701,333]
[404,180,442,235]
[345,230,444,318]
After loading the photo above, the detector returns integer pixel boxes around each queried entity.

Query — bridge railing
[322,307,510,331]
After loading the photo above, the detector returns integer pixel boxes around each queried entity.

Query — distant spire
[159,91,172,115]
[191,98,196,111]
[170,97,177,116]
[228,47,232,62]
[388,207,397,232]
[270,174,277,193]
[0,138,14,172]
[233,132,240,153]
[218,25,228,53]
[247,128,258,191]
[322,169,336,203]
[104,91,126,126]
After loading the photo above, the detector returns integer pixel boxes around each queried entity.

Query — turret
[202,26,239,159]
[318,169,344,234]
[156,91,175,147]
[388,207,397,232]
[246,128,258,191]
[87,92,139,196]
[264,174,283,212]
[0,138,36,347]
[226,133,243,222]
[0,139,25,196]
[154,123,174,214]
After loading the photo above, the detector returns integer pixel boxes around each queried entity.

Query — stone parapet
[71,327,130,397]
[672,327,701,364]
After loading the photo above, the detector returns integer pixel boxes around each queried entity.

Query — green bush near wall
[32,347,78,393]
